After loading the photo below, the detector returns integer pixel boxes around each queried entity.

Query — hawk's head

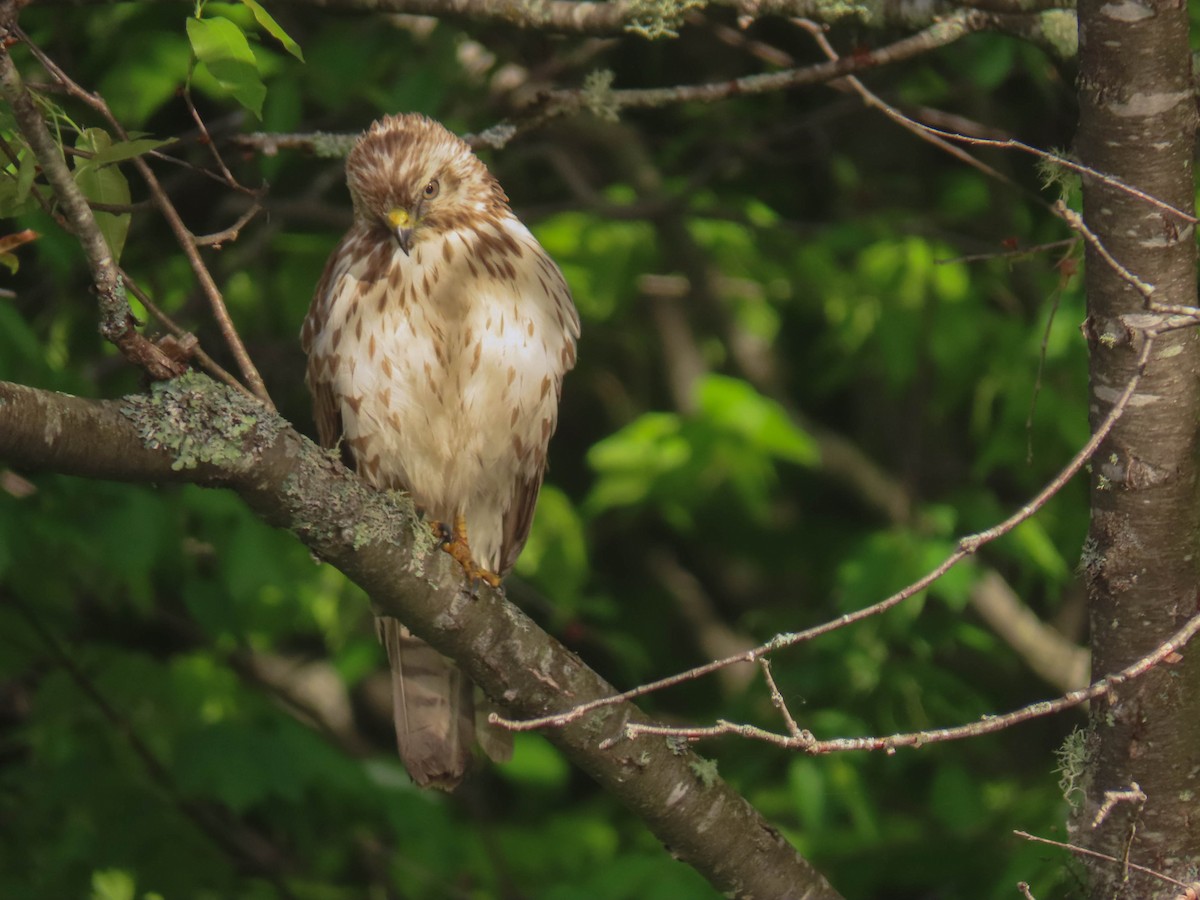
[345,113,509,255]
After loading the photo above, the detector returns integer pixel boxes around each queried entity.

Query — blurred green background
[4,2,1190,897]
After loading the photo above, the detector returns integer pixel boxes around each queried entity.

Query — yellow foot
[429,514,501,588]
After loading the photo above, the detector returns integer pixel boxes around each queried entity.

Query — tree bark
[1076,0,1200,894]
[0,375,843,900]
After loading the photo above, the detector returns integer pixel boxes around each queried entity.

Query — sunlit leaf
[14,146,36,204]
[186,16,266,118]
[240,0,304,60]
[88,137,172,166]
[694,374,819,466]
[73,129,131,263]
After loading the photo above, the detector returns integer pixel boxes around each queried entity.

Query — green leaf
[694,374,819,466]
[186,16,266,118]
[240,0,304,61]
[88,137,172,167]
[73,129,132,263]
[500,734,571,788]
[15,145,36,204]
[1012,518,1070,580]
[515,484,589,607]
[585,412,689,514]
[90,869,136,900]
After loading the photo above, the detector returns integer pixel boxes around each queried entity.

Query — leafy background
[4,2,1191,897]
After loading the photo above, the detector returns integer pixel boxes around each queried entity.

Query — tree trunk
[1076,0,1200,895]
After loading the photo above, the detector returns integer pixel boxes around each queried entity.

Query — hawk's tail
[378,617,474,790]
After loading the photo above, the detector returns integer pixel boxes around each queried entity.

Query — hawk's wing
[495,232,580,577]
[301,232,357,469]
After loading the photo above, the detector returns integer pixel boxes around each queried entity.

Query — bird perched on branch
[302,113,579,789]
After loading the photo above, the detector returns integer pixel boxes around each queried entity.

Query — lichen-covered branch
[0,375,844,900]
[77,0,1076,38]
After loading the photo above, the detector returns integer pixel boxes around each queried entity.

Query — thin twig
[182,78,241,189]
[1092,782,1145,829]
[1053,201,1156,302]
[940,239,1078,265]
[193,201,264,248]
[911,124,1196,225]
[611,605,1200,751]
[118,268,257,399]
[794,17,1036,204]
[1013,831,1197,891]
[760,659,801,738]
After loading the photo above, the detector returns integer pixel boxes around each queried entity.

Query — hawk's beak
[387,207,415,256]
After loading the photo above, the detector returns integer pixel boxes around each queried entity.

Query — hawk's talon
[428,519,454,547]
[435,514,501,588]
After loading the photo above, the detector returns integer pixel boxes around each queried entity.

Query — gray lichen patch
[624,0,707,39]
[279,441,422,568]
[119,372,286,472]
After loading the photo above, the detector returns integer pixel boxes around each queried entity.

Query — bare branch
[612,606,1200,752]
[72,0,1075,37]
[1092,783,1146,829]
[118,268,258,399]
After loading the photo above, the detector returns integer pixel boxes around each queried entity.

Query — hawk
[301,114,579,789]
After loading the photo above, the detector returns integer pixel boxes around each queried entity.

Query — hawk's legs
[431,513,501,588]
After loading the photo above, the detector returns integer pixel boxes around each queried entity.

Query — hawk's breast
[312,218,576,571]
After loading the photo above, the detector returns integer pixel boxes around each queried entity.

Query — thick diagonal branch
[0,376,843,900]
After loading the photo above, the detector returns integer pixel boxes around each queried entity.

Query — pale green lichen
[689,756,719,787]
[275,441,423,564]
[309,131,358,160]
[581,705,617,738]
[823,0,877,26]
[624,0,707,40]
[119,371,284,471]
[666,734,689,755]
[1055,726,1094,810]
[1036,150,1081,204]
[1038,10,1078,60]
[581,69,620,123]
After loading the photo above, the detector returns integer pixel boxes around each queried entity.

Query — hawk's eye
[423,180,440,199]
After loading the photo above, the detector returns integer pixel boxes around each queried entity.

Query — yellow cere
[387,208,411,229]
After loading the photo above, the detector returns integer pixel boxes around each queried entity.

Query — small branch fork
[494,329,1200,750]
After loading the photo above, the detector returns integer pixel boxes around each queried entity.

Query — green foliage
[73,128,132,262]
[187,16,267,118]
[0,3,1095,898]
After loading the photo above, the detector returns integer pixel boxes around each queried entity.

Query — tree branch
[0,8,187,379]
[0,375,843,900]
[76,0,1075,37]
